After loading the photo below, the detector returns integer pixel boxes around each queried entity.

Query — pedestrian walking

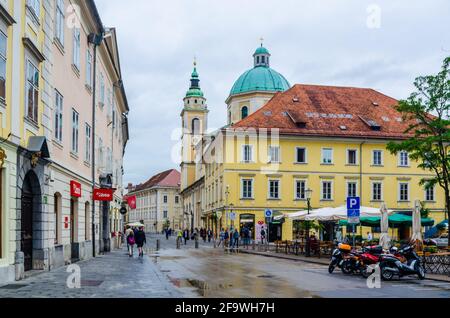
[135,227,147,257]
[177,229,183,245]
[233,228,240,248]
[165,228,170,240]
[207,229,213,243]
[224,228,230,247]
[217,228,225,247]
[260,227,266,245]
[127,230,135,257]
[183,228,189,245]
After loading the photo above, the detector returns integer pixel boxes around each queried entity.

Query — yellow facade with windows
[202,135,445,241]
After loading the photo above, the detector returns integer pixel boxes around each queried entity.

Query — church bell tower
[180,60,208,192]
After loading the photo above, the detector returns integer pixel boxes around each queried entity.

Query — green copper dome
[185,65,204,98]
[254,46,270,55]
[230,46,290,96]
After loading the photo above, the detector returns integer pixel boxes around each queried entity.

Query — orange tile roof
[132,169,180,192]
[231,84,416,140]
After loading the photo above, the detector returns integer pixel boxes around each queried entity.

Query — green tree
[387,56,450,246]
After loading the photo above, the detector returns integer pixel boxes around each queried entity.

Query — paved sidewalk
[0,247,182,298]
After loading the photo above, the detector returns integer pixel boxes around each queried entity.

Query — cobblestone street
[0,245,181,298]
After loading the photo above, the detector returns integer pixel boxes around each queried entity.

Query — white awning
[286,205,394,221]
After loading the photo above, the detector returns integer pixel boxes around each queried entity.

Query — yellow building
[180,45,446,242]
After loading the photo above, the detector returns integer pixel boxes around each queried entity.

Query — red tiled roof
[231,84,416,140]
[132,169,180,192]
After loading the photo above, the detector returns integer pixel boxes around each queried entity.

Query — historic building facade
[0,0,129,285]
[180,45,446,242]
[127,169,182,233]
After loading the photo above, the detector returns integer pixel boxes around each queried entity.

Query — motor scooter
[379,244,425,281]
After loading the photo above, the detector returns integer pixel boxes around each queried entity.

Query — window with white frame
[242,145,253,163]
[295,180,306,200]
[0,31,6,101]
[26,60,39,123]
[241,179,253,199]
[27,0,41,19]
[372,182,382,201]
[54,90,63,142]
[399,183,409,201]
[85,123,91,163]
[347,149,357,165]
[98,137,103,167]
[72,28,80,70]
[71,109,79,153]
[163,195,168,204]
[322,148,333,164]
[268,180,280,199]
[86,50,92,87]
[163,211,168,219]
[321,181,333,200]
[55,0,65,44]
[99,73,105,105]
[268,146,280,163]
[399,151,409,167]
[347,182,357,198]
[425,184,435,202]
[373,150,383,166]
[296,147,307,163]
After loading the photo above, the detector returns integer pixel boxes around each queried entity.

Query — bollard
[252,240,256,250]
[176,238,181,249]
[213,239,216,249]
[156,239,160,251]
[195,238,199,249]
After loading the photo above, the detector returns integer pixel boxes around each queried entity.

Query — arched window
[257,56,260,64]
[261,56,265,64]
[228,112,231,124]
[192,118,200,135]
[241,106,249,120]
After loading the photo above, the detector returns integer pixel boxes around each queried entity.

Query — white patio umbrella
[379,202,391,250]
[291,205,393,222]
[411,200,423,243]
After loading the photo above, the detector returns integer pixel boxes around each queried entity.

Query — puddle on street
[159,249,317,298]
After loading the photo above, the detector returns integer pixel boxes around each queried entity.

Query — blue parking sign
[347,197,360,218]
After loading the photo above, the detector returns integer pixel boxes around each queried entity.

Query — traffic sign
[229,212,236,221]
[265,209,273,218]
[347,197,361,224]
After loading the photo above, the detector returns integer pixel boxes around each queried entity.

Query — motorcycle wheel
[381,267,394,281]
[417,264,426,280]
[328,264,335,274]
[341,260,353,275]
[360,265,374,279]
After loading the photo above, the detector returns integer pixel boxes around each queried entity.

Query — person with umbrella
[135,226,147,257]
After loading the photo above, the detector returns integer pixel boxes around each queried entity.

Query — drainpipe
[88,32,104,258]
[360,141,365,201]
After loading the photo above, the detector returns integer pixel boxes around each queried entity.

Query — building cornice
[0,4,15,25]
[22,37,45,63]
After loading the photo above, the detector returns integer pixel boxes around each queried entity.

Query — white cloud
[95,0,450,185]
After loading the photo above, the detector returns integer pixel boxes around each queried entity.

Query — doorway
[240,214,255,239]
[269,223,282,242]
[20,171,41,272]
[70,198,78,260]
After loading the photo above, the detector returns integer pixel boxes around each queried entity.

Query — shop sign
[70,181,82,198]
[93,188,114,201]
[64,216,69,229]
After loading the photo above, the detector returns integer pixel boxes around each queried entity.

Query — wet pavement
[0,234,449,298]
[152,235,450,298]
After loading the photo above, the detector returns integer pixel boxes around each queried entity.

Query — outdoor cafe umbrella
[379,202,391,250]
[290,206,393,222]
[126,222,145,227]
[411,200,423,243]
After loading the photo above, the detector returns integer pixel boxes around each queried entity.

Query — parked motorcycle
[329,243,351,274]
[341,245,383,278]
[379,244,425,281]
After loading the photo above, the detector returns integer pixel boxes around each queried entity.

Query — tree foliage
[387,56,450,244]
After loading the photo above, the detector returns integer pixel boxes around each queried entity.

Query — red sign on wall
[93,188,114,201]
[64,217,69,229]
[70,181,82,198]
[127,195,137,210]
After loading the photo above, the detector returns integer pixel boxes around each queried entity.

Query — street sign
[229,212,236,221]
[120,207,128,215]
[347,197,361,224]
[265,209,273,218]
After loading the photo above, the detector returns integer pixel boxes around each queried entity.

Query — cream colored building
[0,0,129,285]
[127,169,182,233]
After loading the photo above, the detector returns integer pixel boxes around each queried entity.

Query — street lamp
[305,188,313,257]
[225,185,230,229]
[190,209,194,234]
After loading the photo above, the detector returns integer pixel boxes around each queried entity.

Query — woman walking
[127,230,135,257]
[135,227,147,257]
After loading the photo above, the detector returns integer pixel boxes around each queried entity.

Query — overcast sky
[95,0,450,186]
